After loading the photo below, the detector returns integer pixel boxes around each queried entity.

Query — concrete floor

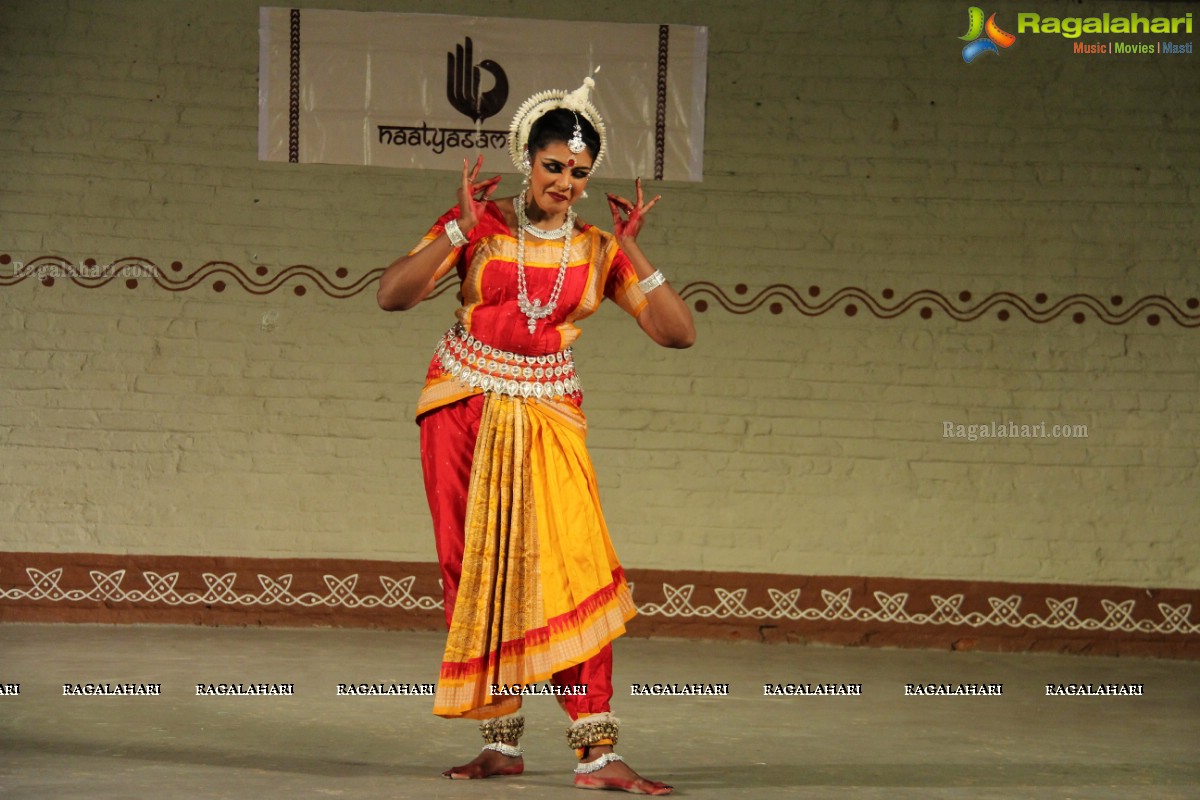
[0,624,1197,799]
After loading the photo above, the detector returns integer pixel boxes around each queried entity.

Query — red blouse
[412,201,648,418]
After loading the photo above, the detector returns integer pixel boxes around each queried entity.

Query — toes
[441,756,523,780]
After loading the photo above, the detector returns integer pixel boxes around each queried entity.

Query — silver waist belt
[435,324,581,399]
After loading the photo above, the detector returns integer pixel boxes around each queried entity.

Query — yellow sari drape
[433,395,636,719]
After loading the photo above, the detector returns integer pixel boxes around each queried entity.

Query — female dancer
[378,74,693,795]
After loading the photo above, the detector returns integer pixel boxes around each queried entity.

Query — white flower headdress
[507,69,606,175]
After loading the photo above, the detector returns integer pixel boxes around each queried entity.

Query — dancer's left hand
[607,178,661,242]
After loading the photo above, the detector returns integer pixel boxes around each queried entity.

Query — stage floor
[1,624,1197,799]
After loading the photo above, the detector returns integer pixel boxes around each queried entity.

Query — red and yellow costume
[412,201,649,721]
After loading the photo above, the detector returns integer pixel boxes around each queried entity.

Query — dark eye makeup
[541,160,591,180]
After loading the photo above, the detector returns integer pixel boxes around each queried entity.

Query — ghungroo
[566,712,620,749]
[480,715,525,745]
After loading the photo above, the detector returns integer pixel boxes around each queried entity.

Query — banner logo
[960,7,1017,62]
[446,37,508,123]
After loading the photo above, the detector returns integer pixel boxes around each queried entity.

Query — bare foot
[573,746,673,795]
[442,747,524,780]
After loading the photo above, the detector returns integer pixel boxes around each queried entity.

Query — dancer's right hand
[457,155,501,233]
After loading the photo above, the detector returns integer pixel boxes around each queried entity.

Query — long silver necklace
[515,193,575,335]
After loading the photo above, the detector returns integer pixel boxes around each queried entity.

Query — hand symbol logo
[446,37,509,123]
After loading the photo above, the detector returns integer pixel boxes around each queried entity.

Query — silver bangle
[445,219,469,248]
[637,270,666,294]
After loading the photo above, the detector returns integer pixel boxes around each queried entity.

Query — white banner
[258,8,708,181]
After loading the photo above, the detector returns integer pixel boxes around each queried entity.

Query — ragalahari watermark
[943,421,1088,441]
[7,260,161,280]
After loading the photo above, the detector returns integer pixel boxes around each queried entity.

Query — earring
[520,152,531,189]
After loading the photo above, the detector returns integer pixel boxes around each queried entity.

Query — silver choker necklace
[515,194,575,334]
[520,206,574,239]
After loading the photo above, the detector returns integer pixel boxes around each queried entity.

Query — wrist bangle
[445,219,469,248]
[637,270,666,294]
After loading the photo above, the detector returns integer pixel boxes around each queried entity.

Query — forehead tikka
[568,113,586,154]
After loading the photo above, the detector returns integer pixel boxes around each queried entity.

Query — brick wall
[2,0,1197,605]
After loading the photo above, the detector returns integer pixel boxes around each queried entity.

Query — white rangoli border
[1,568,1195,635]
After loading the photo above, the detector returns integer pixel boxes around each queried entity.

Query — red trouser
[419,395,613,719]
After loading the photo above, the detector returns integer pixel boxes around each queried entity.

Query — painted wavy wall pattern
[3,255,1197,326]
[683,282,1200,327]
[0,255,379,299]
